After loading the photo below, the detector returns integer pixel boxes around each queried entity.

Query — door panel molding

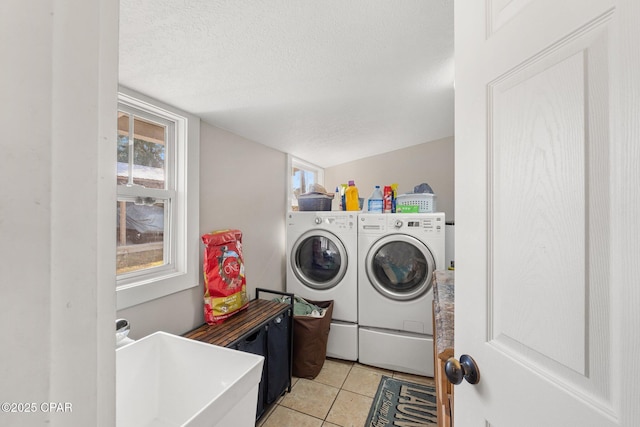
[485,9,613,411]
[486,0,534,36]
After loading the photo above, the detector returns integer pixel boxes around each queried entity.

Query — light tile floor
[256,358,436,427]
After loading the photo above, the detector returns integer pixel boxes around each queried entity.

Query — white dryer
[286,211,358,360]
[358,213,445,376]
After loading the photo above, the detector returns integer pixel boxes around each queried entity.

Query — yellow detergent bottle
[345,180,360,211]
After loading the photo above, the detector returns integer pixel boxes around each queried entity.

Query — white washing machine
[358,213,445,376]
[286,211,358,360]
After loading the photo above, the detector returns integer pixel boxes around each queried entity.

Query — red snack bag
[201,229,249,324]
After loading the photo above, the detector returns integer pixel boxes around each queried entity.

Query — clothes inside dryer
[373,241,428,288]
[365,234,436,302]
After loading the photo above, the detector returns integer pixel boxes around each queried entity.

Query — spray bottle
[391,183,399,213]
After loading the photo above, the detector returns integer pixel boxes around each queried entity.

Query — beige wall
[199,123,288,299]
[119,121,288,339]
[325,136,455,222]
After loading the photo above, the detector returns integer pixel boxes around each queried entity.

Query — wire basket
[395,193,436,213]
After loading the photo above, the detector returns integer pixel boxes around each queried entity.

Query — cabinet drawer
[266,311,291,404]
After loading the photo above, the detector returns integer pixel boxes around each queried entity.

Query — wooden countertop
[184,299,290,347]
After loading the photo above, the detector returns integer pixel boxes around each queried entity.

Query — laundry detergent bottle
[345,180,360,211]
[367,185,384,213]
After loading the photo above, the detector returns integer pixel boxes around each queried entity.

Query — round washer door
[365,234,435,301]
[290,229,348,290]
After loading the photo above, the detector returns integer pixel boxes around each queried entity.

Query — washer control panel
[313,213,356,230]
[288,212,356,231]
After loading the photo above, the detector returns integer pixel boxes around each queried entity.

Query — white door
[455,0,640,425]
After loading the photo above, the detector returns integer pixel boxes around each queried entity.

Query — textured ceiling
[119,0,454,168]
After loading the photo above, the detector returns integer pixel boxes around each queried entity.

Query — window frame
[116,88,200,310]
[116,107,174,280]
[287,155,325,211]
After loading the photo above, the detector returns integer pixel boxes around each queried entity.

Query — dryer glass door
[291,230,347,290]
[365,234,435,301]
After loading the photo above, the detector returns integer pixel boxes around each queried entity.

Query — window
[116,88,199,309]
[116,109,172,275]
[288,155,325,211]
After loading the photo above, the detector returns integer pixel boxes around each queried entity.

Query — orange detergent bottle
[345,180,360,211]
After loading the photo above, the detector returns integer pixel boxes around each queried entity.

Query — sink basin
[116,331,264,427]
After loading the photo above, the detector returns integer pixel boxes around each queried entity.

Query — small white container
[395,193,437,213]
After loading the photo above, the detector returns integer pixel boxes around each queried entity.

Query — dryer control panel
[396,217,443,233]
[359,213,444,235]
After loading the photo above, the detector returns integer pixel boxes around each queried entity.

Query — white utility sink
[116,331,264,427]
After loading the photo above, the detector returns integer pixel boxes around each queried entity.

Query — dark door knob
[445,354,480,385]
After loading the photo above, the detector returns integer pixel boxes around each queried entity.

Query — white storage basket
[395,193,436,213]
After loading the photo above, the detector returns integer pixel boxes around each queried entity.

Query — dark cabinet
[184,290,293,420]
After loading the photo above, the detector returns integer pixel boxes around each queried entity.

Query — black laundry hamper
[291,299,334,379]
